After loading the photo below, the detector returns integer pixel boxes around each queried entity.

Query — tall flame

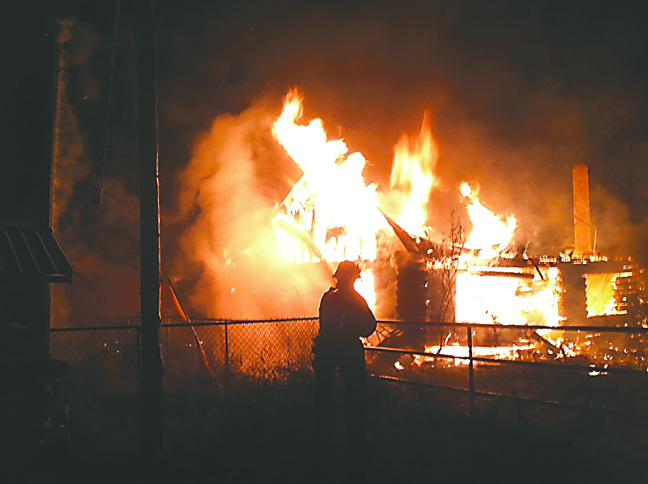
[271,89,565,327]
[389,114,439,235]
[455,183,562,327]
[273,90,386,266]
[272,91,389,305]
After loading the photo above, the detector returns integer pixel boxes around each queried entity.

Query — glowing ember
[412,343,535,367]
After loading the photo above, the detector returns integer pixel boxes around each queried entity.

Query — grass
[9,370,648,484]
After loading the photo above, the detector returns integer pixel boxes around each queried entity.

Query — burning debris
[268,89,646,371]
[173,88,645,373]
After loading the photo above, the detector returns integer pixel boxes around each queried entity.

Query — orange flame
[585,272,627,317]
[272,89,565,326]
[455,266,564,326]
[455,184,562,327]
[272,91,388,304]
[273,90,386,267]
[389,114,438,235]
[460,182,516,254]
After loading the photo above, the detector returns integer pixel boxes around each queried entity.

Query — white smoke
[171,99,331,319]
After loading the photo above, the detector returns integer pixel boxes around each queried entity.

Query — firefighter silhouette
[313,260,377,443]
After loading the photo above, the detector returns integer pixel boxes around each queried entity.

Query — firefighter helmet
[333,260,361,281]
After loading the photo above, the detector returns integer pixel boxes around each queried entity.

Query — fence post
[467,324,475,416]
[225,321,230,396]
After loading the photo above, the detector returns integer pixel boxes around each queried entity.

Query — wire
[93,0,122,257]
[82,97,140,217]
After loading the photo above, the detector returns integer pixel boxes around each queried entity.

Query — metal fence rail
[366,320,648,417]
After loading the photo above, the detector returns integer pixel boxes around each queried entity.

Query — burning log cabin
[271,91,646,369]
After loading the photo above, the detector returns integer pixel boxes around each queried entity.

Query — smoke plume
[170,99,330,318]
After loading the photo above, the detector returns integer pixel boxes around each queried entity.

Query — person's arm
[341,292,377,338]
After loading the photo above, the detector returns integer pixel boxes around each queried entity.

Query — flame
[174,86,645,369]
[460,183,516,257]
[455,266,564,326]
[271,90,564,324]
[272,90,392,309]
[273,90,386,265]
[389,114,438,235]
[585,272,628,317]
[271,90,581,333]
[454,184,563,327]
[355,270,376,311]
[272,92,444,310]
[273,92,440,270]
[266,90,645,373]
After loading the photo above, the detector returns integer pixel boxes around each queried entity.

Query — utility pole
[137,0,163,461]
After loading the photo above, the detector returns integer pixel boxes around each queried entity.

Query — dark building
[0,20,73,360]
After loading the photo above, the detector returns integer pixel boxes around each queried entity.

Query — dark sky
[2,0,648,262]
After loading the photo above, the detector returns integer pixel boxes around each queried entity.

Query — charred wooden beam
[461,268,535,279]
[379,209,443,259]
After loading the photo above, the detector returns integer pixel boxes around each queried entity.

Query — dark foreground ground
[5,375,648,484]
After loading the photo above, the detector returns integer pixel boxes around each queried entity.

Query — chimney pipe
[572,164,593,258]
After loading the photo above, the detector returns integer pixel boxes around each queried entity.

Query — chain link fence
[159,318,319,388]
[50,316,648,456]
[49,323,139,454]
[50,317,319,453]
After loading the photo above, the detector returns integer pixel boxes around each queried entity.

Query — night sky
[2,0,647,267]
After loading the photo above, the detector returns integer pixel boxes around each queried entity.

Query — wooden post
[137,0,163,459]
